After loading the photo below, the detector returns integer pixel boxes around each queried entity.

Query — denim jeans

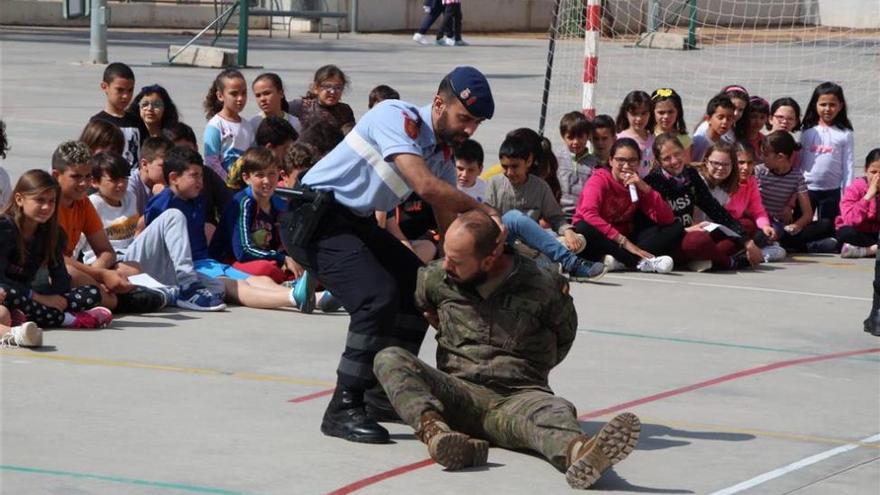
[502,210,579,272]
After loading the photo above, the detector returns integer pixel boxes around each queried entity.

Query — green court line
[0,465,253,494]
[582,329,880,363]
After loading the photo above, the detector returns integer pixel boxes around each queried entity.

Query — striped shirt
[755,164,806,220]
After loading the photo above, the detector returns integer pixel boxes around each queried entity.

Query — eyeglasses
[140,100,164,110]
[707,160,732,169]
[319,83,344,93]
[612,157,639,166]
[772,114,794,122]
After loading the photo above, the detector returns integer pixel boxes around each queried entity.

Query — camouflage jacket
[415,254,578,394]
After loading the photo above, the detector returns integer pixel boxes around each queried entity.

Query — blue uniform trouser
[286,208,428,391]
[502,210,579,273]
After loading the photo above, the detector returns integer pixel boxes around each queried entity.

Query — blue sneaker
[292,271,316,314]
[568,259,607,282]
[318,291,344,313]
[177,283,226,312]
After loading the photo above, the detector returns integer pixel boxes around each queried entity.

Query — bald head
[446,210,501,259]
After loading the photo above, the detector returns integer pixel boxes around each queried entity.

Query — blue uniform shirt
[144,188,210,260]
[301,100,456,216]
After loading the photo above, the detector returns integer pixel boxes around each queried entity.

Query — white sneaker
[557,233,587,254]
[412,33,432,45]
[0,322,43,348]
[637,256,674,274]
[840,243,869,259]
[439,37,456,46]
[603,255,627,272]
[761,243,787,262]
[686,259,712,272]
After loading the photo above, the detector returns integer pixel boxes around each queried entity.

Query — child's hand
[685,221,710,233]
[0,288,6,304]
[784,223,802,235]
[745,241,763,266]
[562,229,585,252]
[283,256,305,279]
[866,174,880,200]
[102,270,133,293]
[761,224,777,241]
[33,293,68,312]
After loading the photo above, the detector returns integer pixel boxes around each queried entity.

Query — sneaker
[731,252,752,270]
[761,243,787,262]
[437,37,456,46]
[568,259,607,282]
[0,322,43,348]
[115,286,167,314]
[840,243,869,259]
[292,271,316,314]
[318,291,344,313]
[558,233,587,254]
[412,32,432,45]
[565,412,640,489]
[177,283,226,312]
[603,255,627,272]
[69,306,113,329]
[686,259,712,272]
[806,237,839,254]
[454,39,469,46]
[155,285,178,307]
[637,256,674,274]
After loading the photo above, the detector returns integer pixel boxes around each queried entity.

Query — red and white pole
[582,0,601,119]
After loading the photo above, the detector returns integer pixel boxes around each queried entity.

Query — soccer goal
[539,0,879,159]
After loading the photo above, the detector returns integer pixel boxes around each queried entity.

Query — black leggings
[1,285,101,328]
[574,220,685,267]
[837,227,878,247]
[439,3,462,41]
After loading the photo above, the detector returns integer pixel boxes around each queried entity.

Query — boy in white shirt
[455,139,487,202]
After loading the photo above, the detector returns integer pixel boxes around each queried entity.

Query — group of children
[0,61,876,348]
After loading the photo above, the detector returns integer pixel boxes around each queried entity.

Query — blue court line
[582,329,880,363]
[0,465,253,494]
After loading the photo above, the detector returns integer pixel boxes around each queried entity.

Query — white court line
[604,275,871,302]
[708,433,880,495]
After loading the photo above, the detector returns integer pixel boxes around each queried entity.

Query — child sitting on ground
[556,111,597,221]
[0,288,42,347]
[836,148,880,258]
[226,115,298,191]
[590,114,616,167]
[486,134,605,282]
[368,85,400,109]
[454,139,486,202]
[691,94,736,162]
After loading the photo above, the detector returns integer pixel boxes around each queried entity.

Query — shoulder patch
[403,110,422,140]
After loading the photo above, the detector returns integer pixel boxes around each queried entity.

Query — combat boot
[321,388,390,444]
[565,412,641,490]
[416,411,489,470]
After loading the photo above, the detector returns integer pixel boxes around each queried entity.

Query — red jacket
[836,177,880,233]
[572,167,675,240]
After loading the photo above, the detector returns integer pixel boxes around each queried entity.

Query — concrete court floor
[1,27,879,495]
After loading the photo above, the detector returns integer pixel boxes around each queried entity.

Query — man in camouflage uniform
[374,210,640,489]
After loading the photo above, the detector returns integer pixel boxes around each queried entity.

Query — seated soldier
[373,210,640,489]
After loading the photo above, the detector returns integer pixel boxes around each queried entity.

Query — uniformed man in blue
[284,67,502,444]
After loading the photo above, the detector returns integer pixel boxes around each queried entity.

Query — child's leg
[64,285,103,313]
[231,260,289,284]
[502,210,582,273]
[809,189,842,221]
[66,264,118,309]
[452,3,462,40]
[573,221,640,266]
[123,209,200,288]
[1,287,65,328]
[0,305,11,327]
[220,278,294,309]
[838,227,879,249]
[632,222,685,258]
[677,231,731,269]
[116,261,143,278]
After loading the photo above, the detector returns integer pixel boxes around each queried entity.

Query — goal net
[541,0,879,160]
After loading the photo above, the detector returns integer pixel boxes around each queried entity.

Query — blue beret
[446,66,494,120]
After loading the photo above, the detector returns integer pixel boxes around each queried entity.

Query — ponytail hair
[254,72,290,113]
[765,130,802,158]
[203,69,245,119]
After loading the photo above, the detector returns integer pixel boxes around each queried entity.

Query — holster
[276,185,334,249]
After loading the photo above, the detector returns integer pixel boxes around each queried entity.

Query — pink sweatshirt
[572,167,675,240]
[726,176,771,229]
[835,177,880,233]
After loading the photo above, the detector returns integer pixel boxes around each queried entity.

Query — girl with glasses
[290,65,355,135]
[127,84,180,139]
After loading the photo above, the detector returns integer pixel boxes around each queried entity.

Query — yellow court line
[637,416,880,450]
[789,256,874,272]
[0,350,335,388]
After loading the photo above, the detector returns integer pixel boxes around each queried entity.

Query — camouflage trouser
[374,346,584,471]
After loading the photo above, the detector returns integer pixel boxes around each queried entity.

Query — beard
[435,109,470,150]
[447,268,489,288]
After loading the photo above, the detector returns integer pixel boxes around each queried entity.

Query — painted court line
[603,274,871,302]
[0,350,335,388]
[289,388,336,403]
[325,347,880,495]
[707,433,880,495]
[0,465,252,495]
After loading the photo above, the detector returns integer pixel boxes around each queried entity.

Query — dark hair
[768,97,802,131]
[162,122,198,147]
[283,142,318,174]
[734,141,757,160]
[651,132,685,167]
[615,90,652,132]
[52,140,92,172]
[610,137,642,162]
[0,120,8,159]
[698,141,739,195]
[102,62,135,83]
[705,94,735,117]
[864,148,880,168]
[722,85,750,105]
[79,119,124,155]
[163,146,204,184]
[764,131,801,158]
[591,114,616,132]
[437,76,455,102]
[127,84,180,131]
[455,139,484,167]
[90,152,131,181]
[203,69,246,119]
[2,169,62,266]
[737,95,770,140]
[559,111,593,138]
[140,136,174,164]
[649,88,687,135]
[801,82,853,131]
[368,85,400,109]
[234,147,281,189]
[298,121,344,158]
[503,128,560,199]
[498,135,532,161]
[456,210,501,258]
[305,65,349,99]
[253,72,291,113]
[255,116,298,147]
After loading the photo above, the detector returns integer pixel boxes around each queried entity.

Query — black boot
[866,255,880,337]
[365,385,404,424]
[321,388,390,444]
